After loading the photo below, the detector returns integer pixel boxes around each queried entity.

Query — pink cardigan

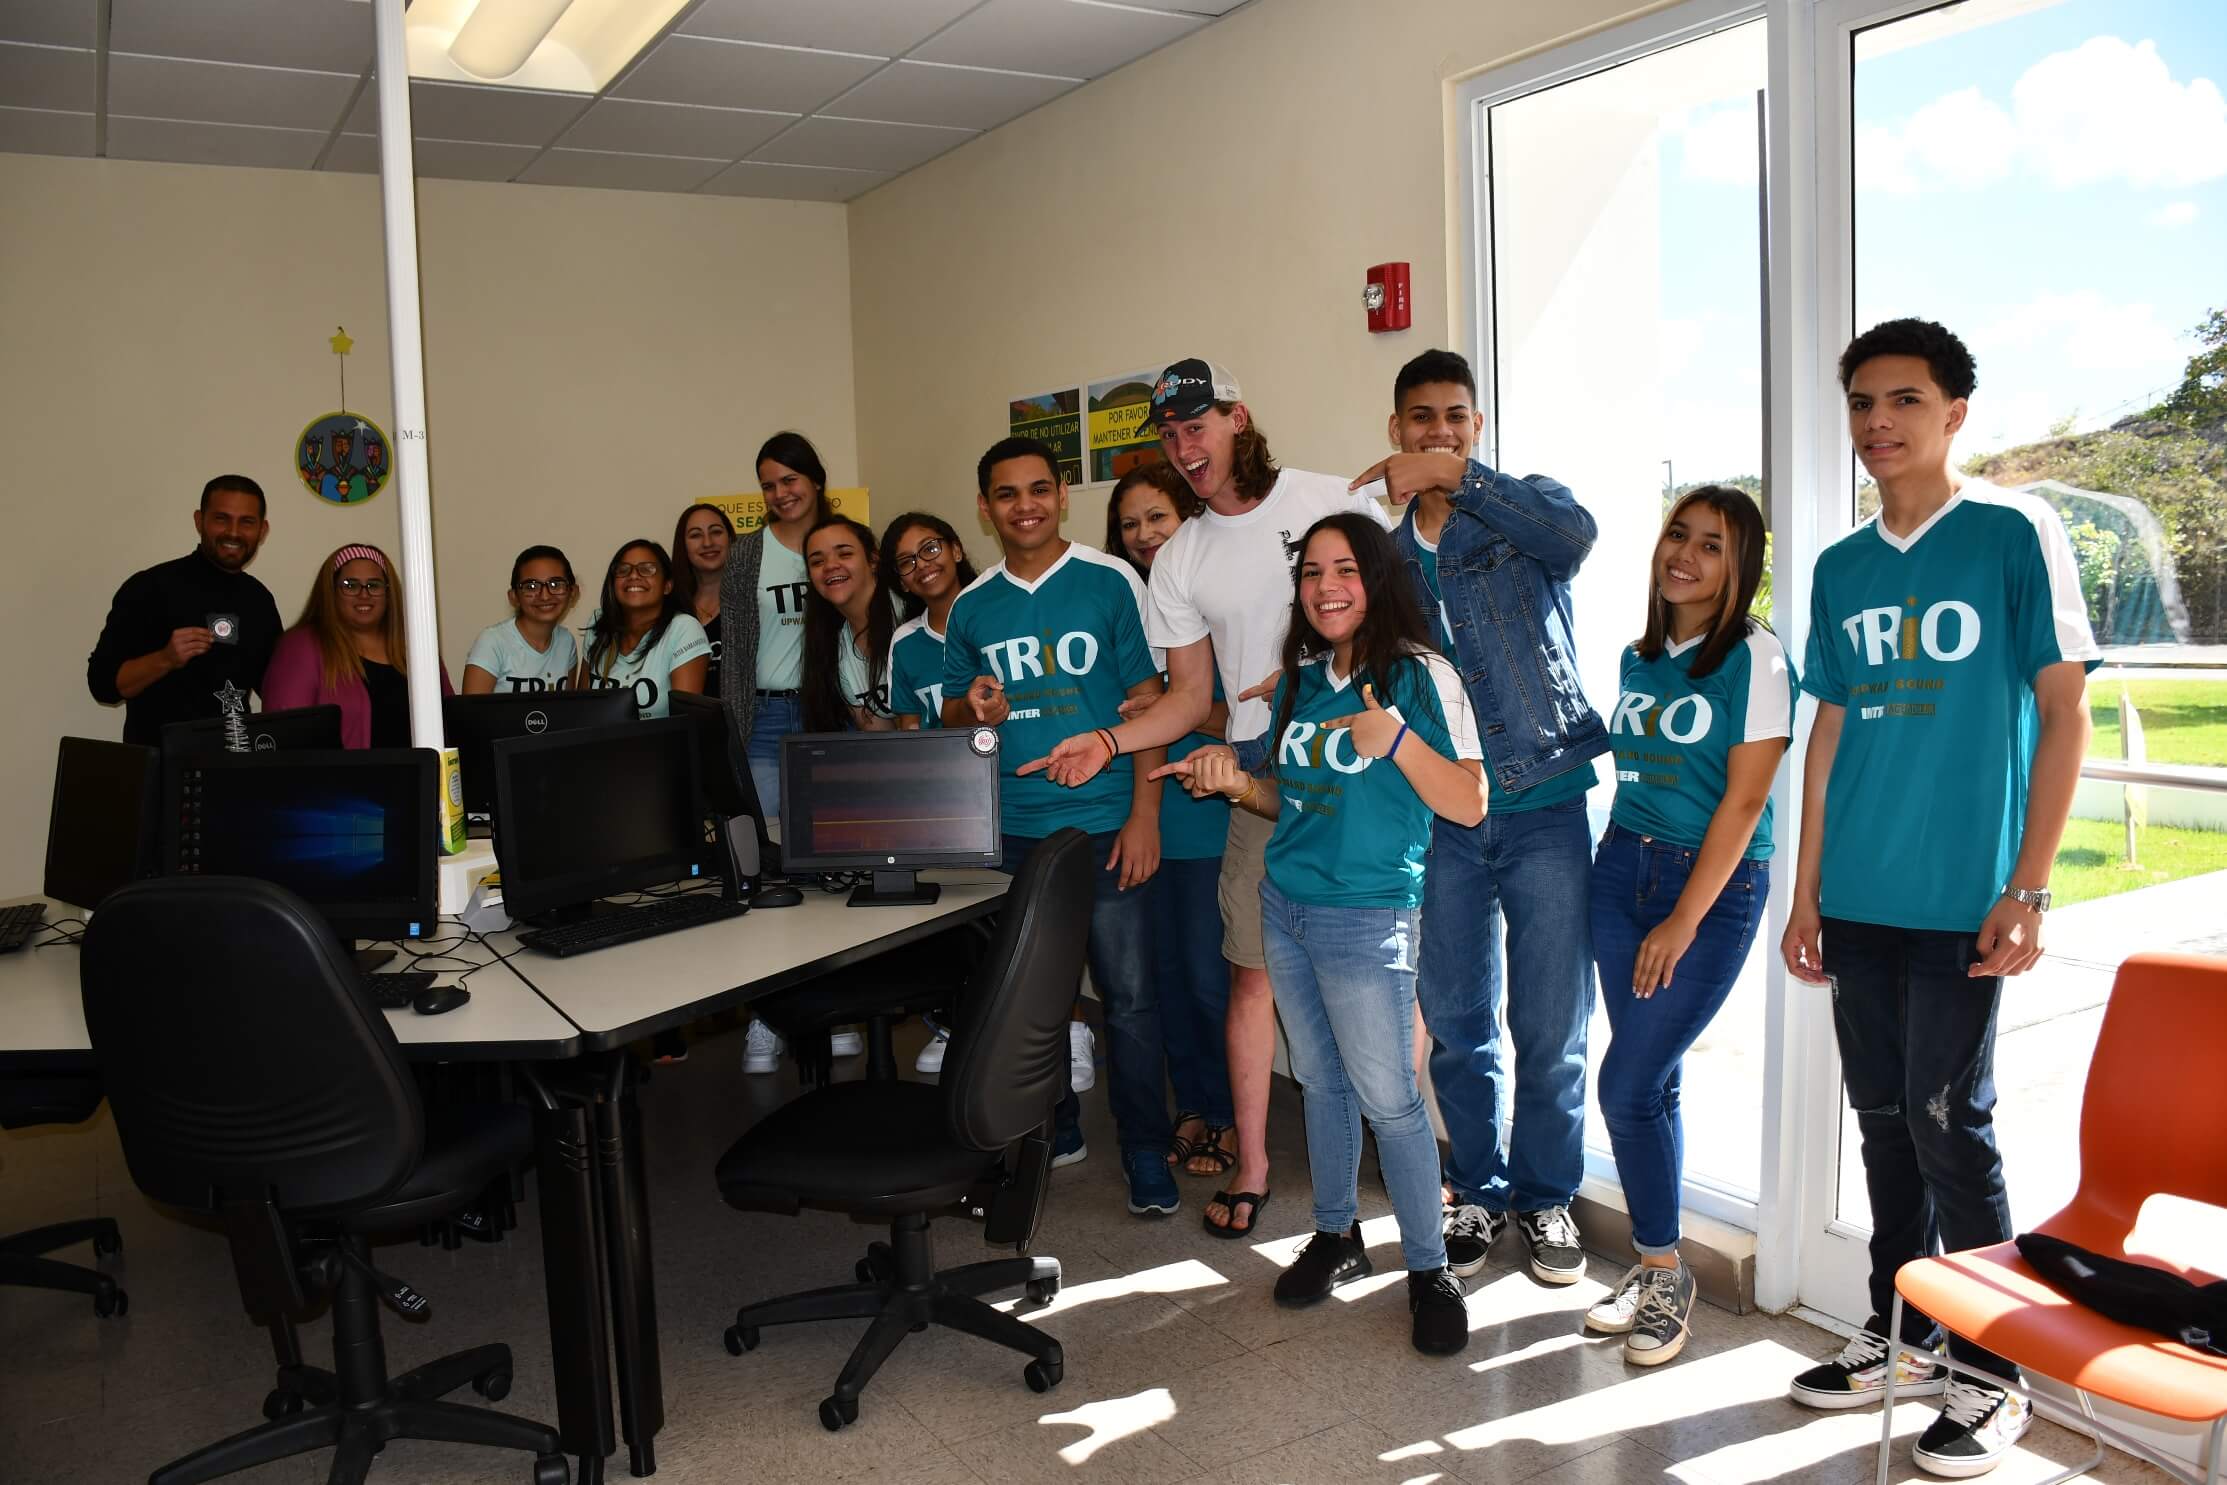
[262,626,453,749]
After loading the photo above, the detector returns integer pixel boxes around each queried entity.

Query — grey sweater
[716,528,766,745]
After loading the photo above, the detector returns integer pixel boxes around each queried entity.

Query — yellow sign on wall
[704,488,870,535]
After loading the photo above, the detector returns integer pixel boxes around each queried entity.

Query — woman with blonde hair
[262,542,451,747]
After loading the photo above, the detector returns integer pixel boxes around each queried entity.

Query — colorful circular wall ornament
[297,412,392,505]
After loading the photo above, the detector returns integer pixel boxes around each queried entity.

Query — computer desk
[0,872,1010,1481]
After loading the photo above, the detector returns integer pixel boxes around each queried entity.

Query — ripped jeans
[1823,916,2016,1375]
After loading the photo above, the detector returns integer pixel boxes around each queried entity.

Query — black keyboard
[518,895,746,958]
[365,971,438,1010]
[0,903,47,954]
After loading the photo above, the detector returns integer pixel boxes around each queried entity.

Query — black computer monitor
[44,737,159,910]
[779,729,1002,906]
[666,692,784,899]
[162,748,438,941]
[489,718,704,923]
[161,703,342,760]
[442,690,638,826]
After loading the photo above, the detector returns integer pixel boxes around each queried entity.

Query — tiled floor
[0,1025,2179,1485]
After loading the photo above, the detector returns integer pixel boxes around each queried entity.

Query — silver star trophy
[214,680,251,754]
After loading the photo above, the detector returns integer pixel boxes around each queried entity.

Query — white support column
[370,0,444,751]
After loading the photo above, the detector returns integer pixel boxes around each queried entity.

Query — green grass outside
[2052,814,2227,908]
[2086,679,2227,767]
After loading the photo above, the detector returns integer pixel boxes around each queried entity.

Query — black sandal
[1167,1111,1205,1167]
[1181,1124,1236,1179]
[1202,1188,1270,1239]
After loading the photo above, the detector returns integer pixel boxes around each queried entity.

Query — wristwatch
[2002,885,2052,913]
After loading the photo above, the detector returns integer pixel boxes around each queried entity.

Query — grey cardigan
[717,528,766,745]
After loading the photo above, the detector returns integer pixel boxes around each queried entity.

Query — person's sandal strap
[1185,1125,1237,1176]
[1202,1189,1270,1240]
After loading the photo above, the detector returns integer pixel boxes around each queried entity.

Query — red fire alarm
[1364,262,1411,333]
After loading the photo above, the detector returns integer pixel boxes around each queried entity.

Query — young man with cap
[87,474,283,745]
[1782,318,2095,1478]
[1026,359,1389,1239]
[1352,349,1608,1288]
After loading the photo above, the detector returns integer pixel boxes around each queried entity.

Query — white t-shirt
[583,612,712,719]
[462,618,578,693]
[755,533,811,691]
[1146,468,1392,743]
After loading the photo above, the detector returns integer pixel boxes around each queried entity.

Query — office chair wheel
[1024,1359,1062,1393]
[854,1258,877,1283]
[1024,1277,1060,1304]
[261,1388,304,1420]
[93,1285,128,1318]
[531,1452,570,1485]
[818,1395,858,1431]
[723,1324,760,1356]
[473,1364,513,1401]
[93,1228,122,1258]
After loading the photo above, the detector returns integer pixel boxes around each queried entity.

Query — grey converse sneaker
[1584,1264,1647,1334]
[1622,1262,1694,1366]
[1515,1205,1585,1284]
[1913,1380,2031,1478]
[1789,1321,1948,1409]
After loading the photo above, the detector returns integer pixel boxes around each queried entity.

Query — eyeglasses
[335,577,388,596]
[612,561,664,579]
[514,578,572,596]
[894,538,946,576]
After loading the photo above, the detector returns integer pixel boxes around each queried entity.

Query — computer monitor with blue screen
[161,749,437,942]
[779,728,1002,906]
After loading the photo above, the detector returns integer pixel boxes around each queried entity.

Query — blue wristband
[1388,722,1410,759]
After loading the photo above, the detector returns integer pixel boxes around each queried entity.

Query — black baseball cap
[1148,358,1243,425]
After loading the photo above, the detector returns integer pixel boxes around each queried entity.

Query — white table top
[490,870,1010,1051]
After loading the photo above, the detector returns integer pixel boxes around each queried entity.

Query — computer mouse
[753,884,804,908]
[412,985,471,1016]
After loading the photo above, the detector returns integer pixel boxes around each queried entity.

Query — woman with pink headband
[263,542,451,747]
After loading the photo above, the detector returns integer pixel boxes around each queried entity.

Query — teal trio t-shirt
[1608,623,1794,860]
[1265,648,1483,909]
[942,544,1162,838]
[1413,527,1594,815]
[463,618,578,693]
[886,614,946,727]
[1161,671,1231,861]
[755,533,810,691]
[1801,481,2100,932]
[583,612,712,719]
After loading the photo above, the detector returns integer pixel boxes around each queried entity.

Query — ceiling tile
[107,115,326,170]
[826,59,1077,132]
[559,97,793,159]
[614,35,881,113]
[699,159,890,202]
[0,0,93,49]
[1124,0,1248,12]
[110,53,356,131]
[751,114,972,173]
[346,80,586,148]
[517,148,731,194]
[677,0,978,58]
[109,0,372,75]
[322,132,540,184]
[912,0,1202,79]
[0,104,93,156]
[0,42,93,112]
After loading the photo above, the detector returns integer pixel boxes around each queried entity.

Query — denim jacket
[1394,458,1608,794]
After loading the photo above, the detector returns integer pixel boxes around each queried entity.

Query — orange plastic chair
[1877,951,2227,1485]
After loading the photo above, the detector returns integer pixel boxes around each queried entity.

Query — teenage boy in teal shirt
[1783,319,2096,1479]
[943,436,1179,1218]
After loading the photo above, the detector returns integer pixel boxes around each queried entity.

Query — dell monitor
[442,690,638,829]
[779,728,1002,906]
[45,737,159,910]
[489,718,704,923]
[161,703,342,761]
[162,748,438,942]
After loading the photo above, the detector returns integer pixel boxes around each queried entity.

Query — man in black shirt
[88,475,284,744]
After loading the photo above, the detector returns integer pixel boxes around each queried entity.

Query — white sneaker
[1068,1021,1096,1092]
[829,1025,864,1058]
[1914,1380,2031,1478]
[914,1028,949,1074]
[1585,1265,1647,1334]
[741,1020,784,1074]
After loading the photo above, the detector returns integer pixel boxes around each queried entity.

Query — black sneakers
[1273,1224,1371,1307]
[1788,1320,1948,1409]
[1408,1267,1470,1355]
[1515,1205,1585,1284]
[1912,1379,2031,1477]
[1442,1204,1504,1278]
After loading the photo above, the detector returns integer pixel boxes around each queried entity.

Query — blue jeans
[1824,915,2017,1375]
[1588,827,1767,1254]
[999,833,1170,1157]
[1260,881,1447,1273]
[1417,799,1595,1212]
[1152,856,1234,1128]
[745,693,803,833]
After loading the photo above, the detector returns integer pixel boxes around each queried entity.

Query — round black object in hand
[411,985,471,1016]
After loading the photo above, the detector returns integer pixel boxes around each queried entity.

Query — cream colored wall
[846,0,1662,544]
[0,151,857,892]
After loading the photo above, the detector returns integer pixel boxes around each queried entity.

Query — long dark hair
[669,503,734,610]
[877,510,977,621]
[1268,514,1435,762]
[801,515,894,731]
[1637,485,1768,679]
[1104,461,1200,578]
[1223,403,1281,504]
[756,431,835,526]
[586,539,683,677]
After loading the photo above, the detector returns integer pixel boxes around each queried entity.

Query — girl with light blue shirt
[581,539,710,720]
[461,545,580,695]
[879,511,977,731]
[1585,485,1792,1368]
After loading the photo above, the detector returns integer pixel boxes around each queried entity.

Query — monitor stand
[353,946,398,974]
[848,869,940,908]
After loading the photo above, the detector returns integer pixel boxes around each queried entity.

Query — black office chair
[1,1075,126,1316]
[81,877,569,1485]
[715,828,1093,1431]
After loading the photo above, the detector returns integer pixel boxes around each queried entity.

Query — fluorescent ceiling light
[405,0,691,93]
